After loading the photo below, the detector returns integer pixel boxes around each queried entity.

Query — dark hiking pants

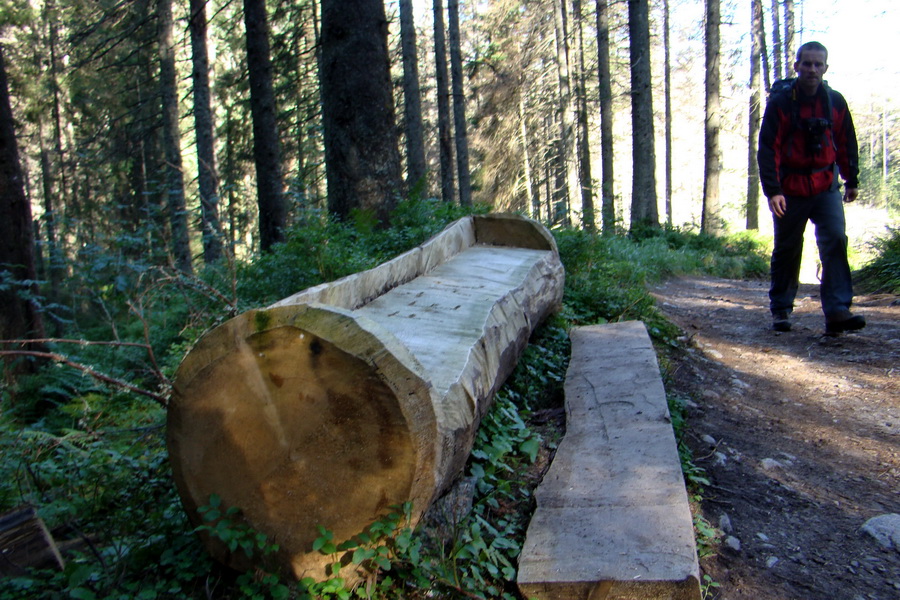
[769,188,854,319]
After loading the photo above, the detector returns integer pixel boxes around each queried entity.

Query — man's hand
[844,188,859,203]
[767,194,787,218]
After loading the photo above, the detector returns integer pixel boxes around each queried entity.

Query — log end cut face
[167,306,436,580]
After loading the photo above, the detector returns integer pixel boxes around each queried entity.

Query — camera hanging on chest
[771,77,837,175]
[800,115,832,156]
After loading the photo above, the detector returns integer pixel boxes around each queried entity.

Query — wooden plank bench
[517,321,701,600]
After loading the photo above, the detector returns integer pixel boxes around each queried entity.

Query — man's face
[794,49,829,95]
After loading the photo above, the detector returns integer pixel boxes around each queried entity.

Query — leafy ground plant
[855,226,900,293]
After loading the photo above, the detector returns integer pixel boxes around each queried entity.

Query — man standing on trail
[758,40,865,335]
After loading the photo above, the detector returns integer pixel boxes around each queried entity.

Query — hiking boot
[772,311,792,332]
[825,311,866,335]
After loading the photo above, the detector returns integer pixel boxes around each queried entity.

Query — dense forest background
[2,0,897,279]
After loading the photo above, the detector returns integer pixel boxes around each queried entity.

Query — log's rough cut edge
[167,214,564,581]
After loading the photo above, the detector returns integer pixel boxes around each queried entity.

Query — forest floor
[649,274,900,600]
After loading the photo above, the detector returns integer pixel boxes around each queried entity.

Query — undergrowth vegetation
[0,200,832,599]
[855,227,900,294]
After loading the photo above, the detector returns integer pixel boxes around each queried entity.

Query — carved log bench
[167,214,564,580]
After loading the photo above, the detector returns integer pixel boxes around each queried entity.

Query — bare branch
[0,350,169,408]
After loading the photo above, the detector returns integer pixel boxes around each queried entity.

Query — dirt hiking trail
[649,276,900,600]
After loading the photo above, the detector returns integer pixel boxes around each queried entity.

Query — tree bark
[596,0,616,234]
[628,0,659,229]
[190,0,225,263]
[168,214,564,582]
[783,0,796,76]
[42,0,65,310]
[770,0,782,81]
[244,0,287,251]
[0,44,46,380]
[573,0,595,230]
[399,0,428,194]
[447,0,472,206]
[158,0,193,273]
[552,0,576,225]
[518,93,540,221]
[320,0,404,224]
[433,0,456,204]
[760,5,771,92]
[746,0,764,230]
[701,0,722,235]
[663,0,673,227]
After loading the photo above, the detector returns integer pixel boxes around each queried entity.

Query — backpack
[769,77,796,99]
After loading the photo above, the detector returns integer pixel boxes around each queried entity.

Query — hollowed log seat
[167,214,564,580]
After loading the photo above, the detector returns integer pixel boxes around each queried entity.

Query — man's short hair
[796,41,828,62]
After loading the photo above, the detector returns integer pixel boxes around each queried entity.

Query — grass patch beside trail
[0,209,783,600]
[855,227,900,294]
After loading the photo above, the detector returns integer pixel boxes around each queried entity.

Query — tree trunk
[399,0,428,193]
[320,0,404,224]
[746,0,764,230]
[433,0,456,204]
[663,0,673,227]
[0,44,46,380]
[596,0,616,234]
[770,0,782,82]
[701,0,722,235]
[760,2,771,91]
[158,0,193,273]
[190,0,225,263]
[168,214,564,582]
[628,0,658,229]
[447,0,472,207]
[783,0,796,77]
[552,0,576,225]
[42,0,65,313]
[244,0,286,251]
[519,92,540,221]
[36,119,62,335]
[573,0,595,230]
[882,106,889,183]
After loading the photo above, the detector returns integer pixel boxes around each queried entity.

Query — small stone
[719,513,733,534]
[760,458,783,470]
[724,536,741,552]
[713,452,727,467]
[757,532,770,542]
[702,389,721,401]
[860,513,900,552]
[766,556,779,568]
[701,434,717,447]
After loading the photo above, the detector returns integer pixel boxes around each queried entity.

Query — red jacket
[758,80,859,198]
